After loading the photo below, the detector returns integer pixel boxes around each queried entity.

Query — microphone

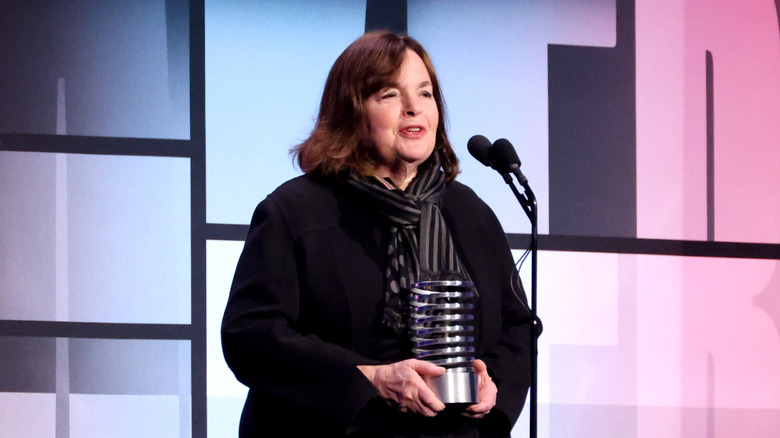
[466,135,494,168]
[492,138,528,185]
[467,135,529,186]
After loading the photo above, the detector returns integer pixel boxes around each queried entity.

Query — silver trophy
[408,280,479,404]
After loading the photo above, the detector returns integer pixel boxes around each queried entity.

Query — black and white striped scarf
[344,158,471,334]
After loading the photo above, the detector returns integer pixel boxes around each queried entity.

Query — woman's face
[364,49,439,181]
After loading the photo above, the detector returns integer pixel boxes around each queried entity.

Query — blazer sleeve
[220,196,379,429]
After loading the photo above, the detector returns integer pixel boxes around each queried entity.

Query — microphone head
[492,138,521,170]
[467,135,493,168]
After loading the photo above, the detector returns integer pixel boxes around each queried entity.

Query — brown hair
[291,31,459,182]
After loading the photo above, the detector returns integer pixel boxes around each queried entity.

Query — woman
[222,30,534,437]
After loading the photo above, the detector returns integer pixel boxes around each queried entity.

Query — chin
[407,145,436,162]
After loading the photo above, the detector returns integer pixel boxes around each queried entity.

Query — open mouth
[402,126,425,135]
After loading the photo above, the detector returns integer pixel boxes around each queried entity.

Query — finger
[463,402,492,418]
[469,364,485,386]
[462,409,488,419]
[405,370,444,413]
[395,369,445,416]
[408,358,446,377]
[464,398,495,417]
[416,399,441,417]
[471,360,492,388]
[464,374,497,417]
[388,359,445,416]
[417,384,446,413]
[471,359,487,374]
[465,400,492,415]
[465,392,494,412]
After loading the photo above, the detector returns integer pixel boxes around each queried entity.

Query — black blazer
[222,174,533,437]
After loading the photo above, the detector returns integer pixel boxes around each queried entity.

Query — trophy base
[427,370,479,404]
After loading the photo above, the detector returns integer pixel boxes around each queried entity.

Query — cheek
[366,112,392,136]
[428,105,440,129]
[364,121,395,153]
[429,115,439,138]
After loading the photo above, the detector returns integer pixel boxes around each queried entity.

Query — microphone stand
[500,172,539,438]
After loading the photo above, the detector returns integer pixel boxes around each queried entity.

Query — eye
[421,89,434,98]
[379,89,398,99]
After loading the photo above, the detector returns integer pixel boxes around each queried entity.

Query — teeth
[407,128,421,132]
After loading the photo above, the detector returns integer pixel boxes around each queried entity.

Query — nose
[403,95,420,116]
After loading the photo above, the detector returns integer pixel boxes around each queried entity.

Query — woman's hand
[358,359,446,417]
[462,359,497,419]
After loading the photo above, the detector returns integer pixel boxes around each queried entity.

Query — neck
[376,166,418,190]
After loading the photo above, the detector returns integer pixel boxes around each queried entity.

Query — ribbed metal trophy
[408,280,479,404]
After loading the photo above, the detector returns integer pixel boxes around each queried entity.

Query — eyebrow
[385,80,433,90]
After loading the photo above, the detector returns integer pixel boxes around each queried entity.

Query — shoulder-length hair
[291,30,459,182]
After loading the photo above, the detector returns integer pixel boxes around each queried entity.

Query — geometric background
[2,0,780,437]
